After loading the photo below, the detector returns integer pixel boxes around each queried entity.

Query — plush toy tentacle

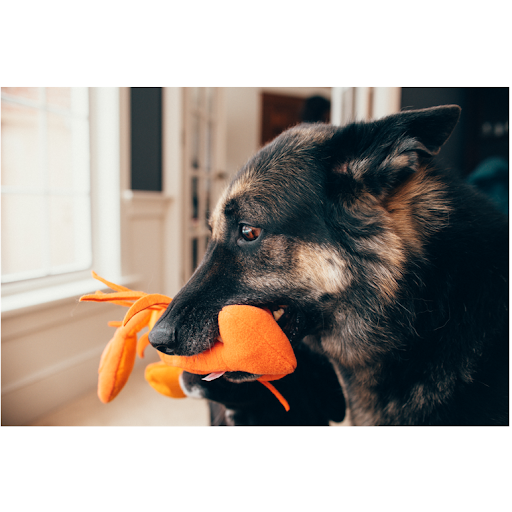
[80,293,135,308]
[137,332,150,359]
[91,270,133,292]
[123,294,171,327]
[124,308,153,334]
[258,380,290,412]
[80,290,150,303]
[80,271,152,308]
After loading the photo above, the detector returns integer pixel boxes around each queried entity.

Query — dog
[150,105,509,426]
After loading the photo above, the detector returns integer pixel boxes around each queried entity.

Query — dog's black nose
[148,325,175,354]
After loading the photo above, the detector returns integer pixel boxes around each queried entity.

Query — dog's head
[149,105,461,375]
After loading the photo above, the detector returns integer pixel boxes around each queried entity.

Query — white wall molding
[121,190,173,219]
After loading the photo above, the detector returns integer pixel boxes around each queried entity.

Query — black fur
[150,105,508,426]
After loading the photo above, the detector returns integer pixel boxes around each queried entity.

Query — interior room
[1,87,508,426]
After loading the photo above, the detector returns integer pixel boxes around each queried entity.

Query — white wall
[224,87,261,177]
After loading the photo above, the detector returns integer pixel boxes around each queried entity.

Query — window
[1,87,92,285]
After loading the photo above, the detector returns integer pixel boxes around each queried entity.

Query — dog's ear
[387,104,462,155]
[329,105,461,199]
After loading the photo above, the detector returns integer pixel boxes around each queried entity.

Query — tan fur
[349,157,373,181]
[385,166,451,248]
[359,166,452,302]
[344,199,407,303]
[344,160,449,302]
[294,244,352,296]
[209,191,227,240]
[386,152,412,171]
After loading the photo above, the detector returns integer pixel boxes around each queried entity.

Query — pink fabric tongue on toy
[202,371,226,381]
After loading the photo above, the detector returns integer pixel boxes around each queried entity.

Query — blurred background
[1,87,508,425]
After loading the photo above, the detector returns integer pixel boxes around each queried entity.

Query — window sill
[1,274,141,319]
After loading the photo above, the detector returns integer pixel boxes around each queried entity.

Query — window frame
[1,87,92,288]
[1,87,123,313]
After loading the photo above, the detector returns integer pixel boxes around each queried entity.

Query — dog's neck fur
[319,170,508,426]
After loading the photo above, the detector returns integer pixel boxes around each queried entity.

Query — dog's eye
[240,225,261,242]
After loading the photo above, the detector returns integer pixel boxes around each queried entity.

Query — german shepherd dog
[150,105,509,426]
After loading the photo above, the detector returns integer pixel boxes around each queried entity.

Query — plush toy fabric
[80,272,296,411]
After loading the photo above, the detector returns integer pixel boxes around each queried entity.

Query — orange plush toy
[80,272,297,411]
